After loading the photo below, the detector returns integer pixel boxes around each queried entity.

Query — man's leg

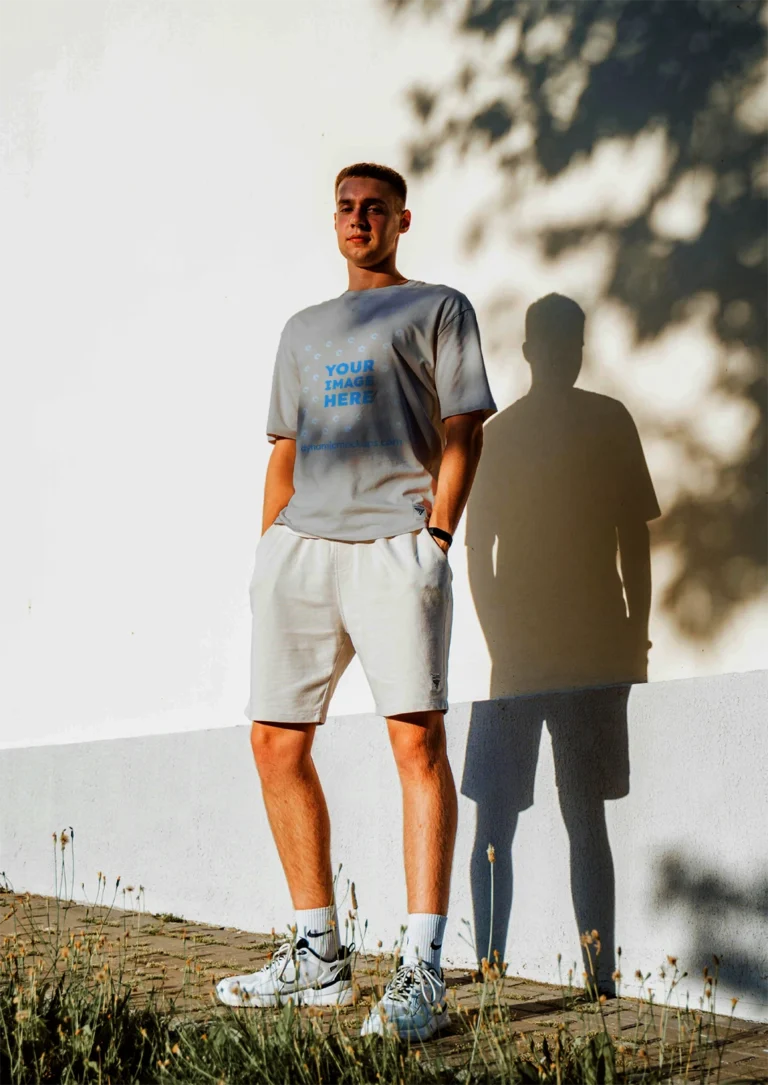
[219,527,357,1008]
[250,720,333,909]
[360,709,456,1038]
[386,710,458,916]
[388,709,457,975]
[216,719,353,1008]
[345,530,456,1038]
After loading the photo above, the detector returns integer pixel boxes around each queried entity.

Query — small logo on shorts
[413,503,427,517]
[431,673,441,690]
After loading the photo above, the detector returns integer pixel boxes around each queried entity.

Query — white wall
[2,0,766,749]
[2,671,766,1021]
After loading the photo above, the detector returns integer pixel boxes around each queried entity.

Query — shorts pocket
[427,528,449,557]
[421,527,450,564]
[251,524,282,585]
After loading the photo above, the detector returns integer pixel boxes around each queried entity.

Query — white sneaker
[216,938,355,1008]
[360,960,449,1041]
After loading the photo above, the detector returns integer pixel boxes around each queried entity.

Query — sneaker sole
[217,979,354,1009]
[289,982,355,1007]
[361,1008,450,1041]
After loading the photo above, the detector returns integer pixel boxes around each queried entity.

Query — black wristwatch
[428,526,453,548]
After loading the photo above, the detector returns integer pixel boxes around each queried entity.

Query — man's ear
[333,211,337,229]
[522,340,532,365]
[399,208,411,235]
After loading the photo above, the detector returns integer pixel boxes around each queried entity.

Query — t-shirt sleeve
[266,322,300,444]
[435,303,497,422]
[613,405,661,523]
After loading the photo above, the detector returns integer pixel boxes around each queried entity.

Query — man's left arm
[428,411,487,552]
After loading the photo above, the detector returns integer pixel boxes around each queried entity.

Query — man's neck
[346,261,409,292]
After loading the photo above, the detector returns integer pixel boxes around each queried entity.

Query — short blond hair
[335,163,407,207]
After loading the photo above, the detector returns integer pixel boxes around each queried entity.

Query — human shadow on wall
[462,294,661,992]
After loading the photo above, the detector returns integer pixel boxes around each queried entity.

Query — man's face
[334,176,410,267]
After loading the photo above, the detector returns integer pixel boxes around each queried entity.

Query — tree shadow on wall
[386,0,767,644]
[656,853,768,1005]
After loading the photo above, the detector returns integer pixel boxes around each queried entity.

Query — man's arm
[617,518,652,678]
[428,412,486,551]
[262,437,296,535]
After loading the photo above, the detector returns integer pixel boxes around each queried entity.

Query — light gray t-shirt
[266,280,497,541]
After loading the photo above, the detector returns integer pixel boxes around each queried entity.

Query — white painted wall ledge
[2,669,766,1022]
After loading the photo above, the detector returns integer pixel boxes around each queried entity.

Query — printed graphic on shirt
[296,337,405,454]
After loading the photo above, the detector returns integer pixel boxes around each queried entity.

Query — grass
[0,950,629,1085]
[0,835,750,1084]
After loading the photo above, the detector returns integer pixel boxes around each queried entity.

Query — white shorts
[246,524,453,723]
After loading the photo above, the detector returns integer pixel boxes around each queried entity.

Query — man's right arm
[261,437,296,535]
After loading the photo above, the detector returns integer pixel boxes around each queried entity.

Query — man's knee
[250,722,313,781]
[389,712,448,776]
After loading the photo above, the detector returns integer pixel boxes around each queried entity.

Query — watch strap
[428,526,453,548]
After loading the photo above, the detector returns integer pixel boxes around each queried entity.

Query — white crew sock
[402,913,447,972]
[294,905,339,960]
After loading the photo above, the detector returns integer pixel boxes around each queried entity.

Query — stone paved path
[2,892,767,1082]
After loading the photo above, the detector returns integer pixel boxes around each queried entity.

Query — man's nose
[350,209,370,230]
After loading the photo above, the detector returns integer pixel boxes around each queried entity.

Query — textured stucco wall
[3,670,766,1021]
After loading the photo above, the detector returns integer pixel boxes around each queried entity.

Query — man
[216,163,496,1040]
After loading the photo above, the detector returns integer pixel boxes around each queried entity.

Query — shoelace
[257,939,353,977]
[259,941,294,976]
[384,961,442,1005]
